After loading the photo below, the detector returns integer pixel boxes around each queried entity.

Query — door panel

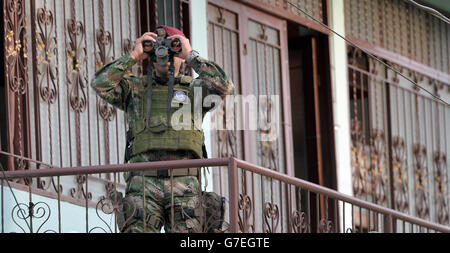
[245,7,291,234]
[248,20,285,173]
[208,0,293,232]
[207,3,243,202]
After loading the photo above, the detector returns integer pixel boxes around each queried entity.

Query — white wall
[190,0,214,192]
[1,186,116,233]
[329,0,353,231]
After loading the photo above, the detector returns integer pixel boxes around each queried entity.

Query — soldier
[91,25,234,233]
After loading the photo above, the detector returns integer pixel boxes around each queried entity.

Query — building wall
[345,0,450,76]
[190,0,214,192]
[329,0,353,231]
[344,0,450,226]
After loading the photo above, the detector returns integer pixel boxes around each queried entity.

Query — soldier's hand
[167,34,192,60]
[133,32,157,61]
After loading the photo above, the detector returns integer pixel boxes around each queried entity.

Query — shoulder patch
[173,90,187,102]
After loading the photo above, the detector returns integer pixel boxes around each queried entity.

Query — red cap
[155,25,186,38]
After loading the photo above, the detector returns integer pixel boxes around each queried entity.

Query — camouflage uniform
[120,152,200,233]
[91,52,234,233]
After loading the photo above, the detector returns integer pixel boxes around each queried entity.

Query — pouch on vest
[202,191,227,233]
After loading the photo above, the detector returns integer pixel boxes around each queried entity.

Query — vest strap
[145,63,153,129]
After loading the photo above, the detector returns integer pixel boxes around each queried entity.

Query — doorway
[288,21,336,189]
[287,21,337,231]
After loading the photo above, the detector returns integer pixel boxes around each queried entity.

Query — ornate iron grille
[0,0,190,208]
[348,46,450,227]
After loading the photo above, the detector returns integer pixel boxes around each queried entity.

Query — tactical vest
[130,76,204,158]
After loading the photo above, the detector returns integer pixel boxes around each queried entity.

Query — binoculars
[142,28,182,65]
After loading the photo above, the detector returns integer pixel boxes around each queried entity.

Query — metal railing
[1,157,449,233]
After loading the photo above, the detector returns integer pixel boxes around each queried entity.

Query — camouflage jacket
[90,53,234,156]
[91,53,234,109]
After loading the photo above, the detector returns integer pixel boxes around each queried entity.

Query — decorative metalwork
[369,129,388,206]
[4,0,28,170]
[94,0,116,169]
[216,100,239,191]
[291,210,307,233]
[351,119,368,198]
[408,70,424,91]
[259,96,278,171]
[433,152,448,224]
[218,130,238,158]
[260,141,278,171]
[95,28,112,70]
[38,177,63,194]
[413,144,429,219]
[318,218,333,233]
[238,194,254,233]
[216,95,239,161]
[217,7,226,24]
[34,2,60,191]
[70,175,92,200]
[122,38,133,55]
[391,137,409,212]
[36,6,58,104]
[387,62,402,84]
[90,182,124,233]
[348,43,450,225]
[122,38,136,76]
[349,47,370,200]
[259,24,268,41]
[98,99,116,122]
[5,0,28,95]
[431,80,444,98]
[4,156,450,233]
[66,18,87,113]
[11,201,56,233]
[348,44,366,66]
[263,202,279,233]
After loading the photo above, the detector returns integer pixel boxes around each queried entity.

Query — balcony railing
[1,156,449,233]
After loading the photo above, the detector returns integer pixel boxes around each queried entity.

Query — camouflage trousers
[120,151,202,233]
